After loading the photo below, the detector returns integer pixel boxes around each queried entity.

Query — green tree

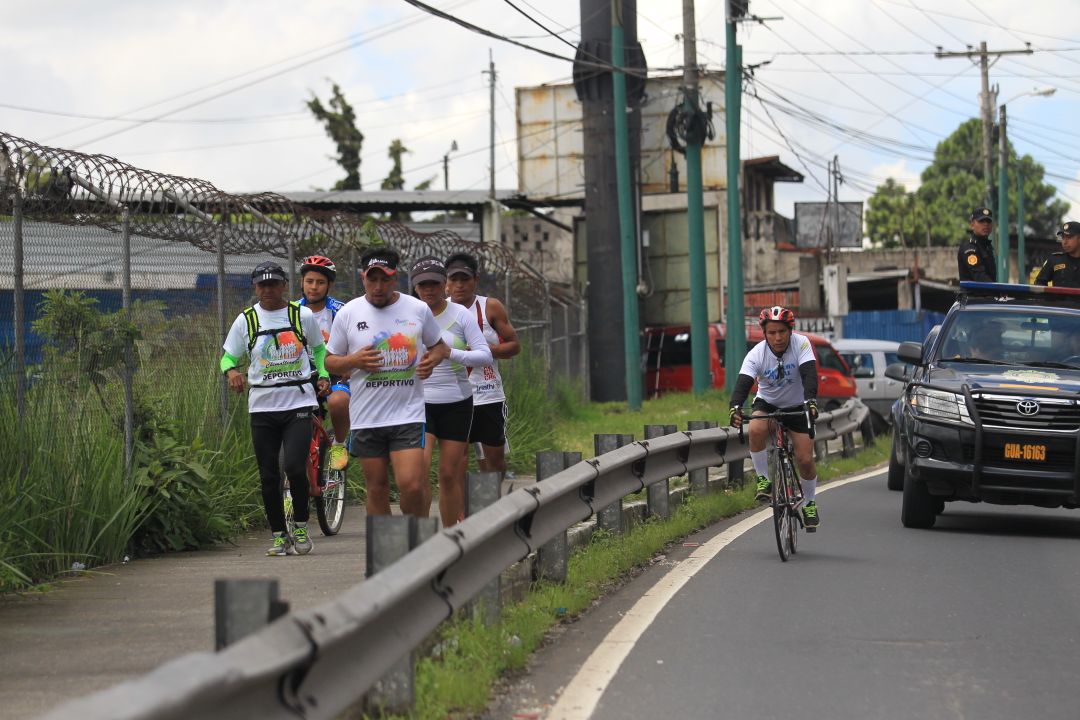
[307,83,364,190]
[381,139,409,191]
[864,118,1069,247]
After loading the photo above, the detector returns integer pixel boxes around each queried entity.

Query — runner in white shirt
[445,252,521,479]
[409,256,492,527]
[220,261,328,556]
[324,247,450,519]
[728,306,822,530]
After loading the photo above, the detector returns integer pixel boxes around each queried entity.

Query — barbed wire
[0,130,547,315]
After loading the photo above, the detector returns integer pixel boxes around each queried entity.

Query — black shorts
[425,397,474,442]
[751,398,812,435]
[349,423,426,458]
[468,401,507,446]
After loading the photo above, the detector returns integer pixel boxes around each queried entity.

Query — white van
[833,339,906,432]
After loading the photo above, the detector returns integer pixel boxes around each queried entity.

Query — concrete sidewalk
[1,505,375,718]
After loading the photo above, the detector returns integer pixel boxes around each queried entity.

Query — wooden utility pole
[935,41,1032,207]
[483,50,496,198]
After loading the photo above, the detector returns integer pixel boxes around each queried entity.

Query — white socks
[751,450,769,477]
[802,477,818,502]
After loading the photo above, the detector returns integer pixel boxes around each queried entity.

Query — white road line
[547,465,886,720]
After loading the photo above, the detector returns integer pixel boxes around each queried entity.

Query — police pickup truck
[886,281,1080,528]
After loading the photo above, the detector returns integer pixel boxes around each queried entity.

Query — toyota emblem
[1016,399,1040,416]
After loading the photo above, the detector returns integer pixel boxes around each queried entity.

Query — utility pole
[612,0,642,409]
[935,41,1032,208]
[997,104,1008,281]
[723,0,747,395]
[1017,171,1026,281]
[682,0,709,395]
[483,50,497,198]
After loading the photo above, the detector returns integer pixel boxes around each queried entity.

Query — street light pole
[442,140,457,223]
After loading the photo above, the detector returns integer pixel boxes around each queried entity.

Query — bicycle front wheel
[316,463,346,536]
[782,456,800,556]
[771,451,792,562]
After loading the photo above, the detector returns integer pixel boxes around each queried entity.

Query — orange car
[642,323,858,410]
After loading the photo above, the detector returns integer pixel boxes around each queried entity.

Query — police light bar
[959,281,1080,297]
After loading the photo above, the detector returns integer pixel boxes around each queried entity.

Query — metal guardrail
[42,401,870,720]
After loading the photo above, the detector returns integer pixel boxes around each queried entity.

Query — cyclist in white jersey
[728,306,822,530]
[409,256,492,527]
[297,255,350,471]
[445,252,521,478]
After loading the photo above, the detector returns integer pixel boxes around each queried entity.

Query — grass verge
[402,437,888,719]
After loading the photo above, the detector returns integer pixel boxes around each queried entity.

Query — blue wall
[843,309,946,343]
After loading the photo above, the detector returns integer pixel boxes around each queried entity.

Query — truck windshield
[937,308,1080,367]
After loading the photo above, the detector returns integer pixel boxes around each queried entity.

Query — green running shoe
[292,524,313,555]
[266,532,292,557]
[328,443,349,471]
[754,475,772,502]
[803,500,820,532]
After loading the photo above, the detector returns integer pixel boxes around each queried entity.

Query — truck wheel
[901,464,937,529]
[887,426,904,492]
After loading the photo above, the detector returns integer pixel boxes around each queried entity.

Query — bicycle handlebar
[735,407,817,442]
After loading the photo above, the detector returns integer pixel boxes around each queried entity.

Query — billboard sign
[794,201,863,248]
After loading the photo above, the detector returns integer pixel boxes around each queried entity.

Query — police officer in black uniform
[1034,221,1080,288]
[957,207,997,282]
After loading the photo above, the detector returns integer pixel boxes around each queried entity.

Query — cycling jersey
[466,295,506,405]
[731,332,818,409]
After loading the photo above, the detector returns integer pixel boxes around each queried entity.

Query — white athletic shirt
[465,295,506,405]
[222,303,324,413]
[738,332,816,408]
[423,301,492,404]
[309,306,333,344]
[325,293,443,429]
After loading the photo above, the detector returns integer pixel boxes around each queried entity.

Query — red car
[642,323,858,409]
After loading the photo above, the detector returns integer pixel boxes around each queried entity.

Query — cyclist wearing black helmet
[298,255,350,471]
[728,306,822,531]
[220,261,329,556]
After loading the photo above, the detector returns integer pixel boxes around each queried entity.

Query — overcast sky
[3,0,1078,218]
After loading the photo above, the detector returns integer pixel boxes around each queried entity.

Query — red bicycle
[282,411,347,536]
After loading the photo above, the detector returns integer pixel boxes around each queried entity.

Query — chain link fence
[0,131,587,473]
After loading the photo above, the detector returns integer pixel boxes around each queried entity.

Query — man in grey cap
[957,207,997,282]
[1034,221,1080,288]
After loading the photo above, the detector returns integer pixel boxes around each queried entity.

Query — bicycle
[281,409,347,537]
[739,406,816,562]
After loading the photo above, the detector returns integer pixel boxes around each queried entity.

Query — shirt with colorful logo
[325,293,443,429]
[423,301,492,405]
[222,303,324,413]
[738,332,816,408]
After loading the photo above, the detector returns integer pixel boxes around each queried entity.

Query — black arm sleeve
[730,373,755,408]
[799,360,819,401]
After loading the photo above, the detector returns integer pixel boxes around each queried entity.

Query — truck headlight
[909,387,973,424]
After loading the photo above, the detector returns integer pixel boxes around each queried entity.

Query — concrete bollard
[363,514,437,715]
[814,439,828,462]
[643,424,676,519]
[686,420,712,495]
[466,471,504,625]
[842,431,856,458]
[593,434,634,534]
[534,451,582,583]
[214,578,287,651]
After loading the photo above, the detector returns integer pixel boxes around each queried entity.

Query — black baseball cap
[445,258,476,278]
[1057,221,1080,237]
[970,207,993,221]
[251,261,287,284]
[409,256,447,285]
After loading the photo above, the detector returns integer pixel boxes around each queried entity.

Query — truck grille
[972,395,1080,431]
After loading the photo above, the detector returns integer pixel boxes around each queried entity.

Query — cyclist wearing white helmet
[298,255,350,471]
[728,306,822,531]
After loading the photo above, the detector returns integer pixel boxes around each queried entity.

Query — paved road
[0,506,372,719]
[491,468,1080,720]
